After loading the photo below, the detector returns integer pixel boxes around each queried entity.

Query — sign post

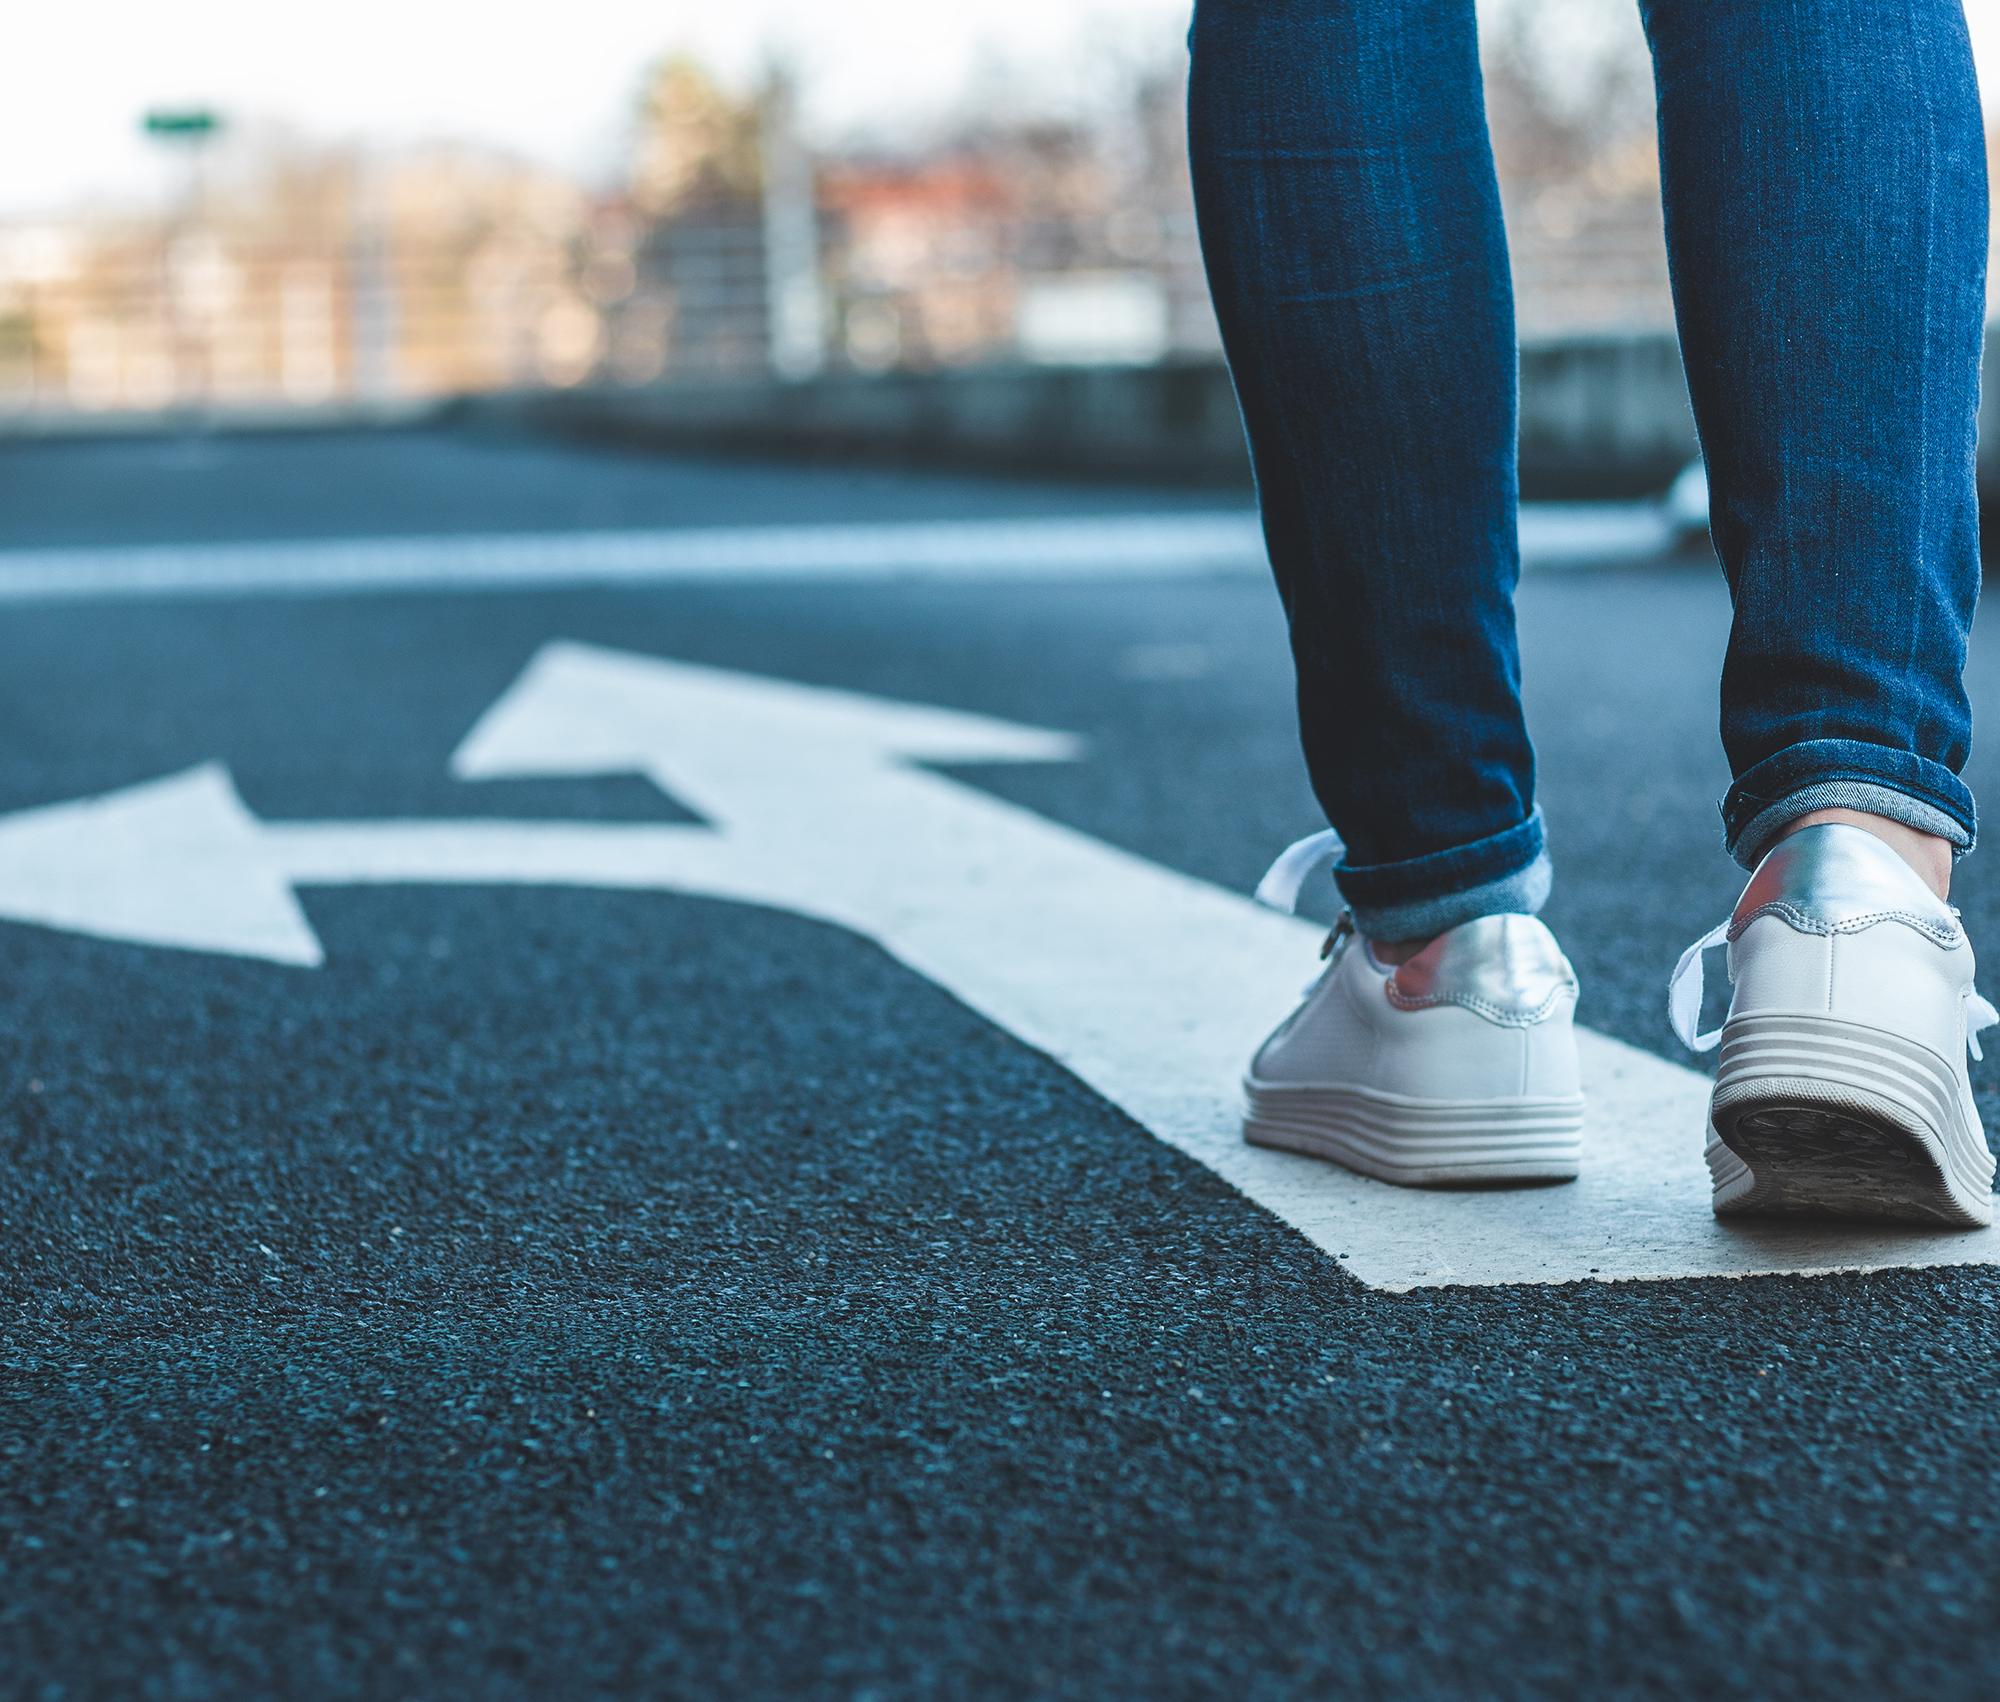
[141,108,225,413]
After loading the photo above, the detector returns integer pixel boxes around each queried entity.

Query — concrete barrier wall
[466,332,1705,500]
[1517,334,1697,498]
[0,398,437,443]
[21,327,2000,509]
[461,361,1254,486]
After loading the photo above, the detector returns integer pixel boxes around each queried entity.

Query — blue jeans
[1188,0,1988,940]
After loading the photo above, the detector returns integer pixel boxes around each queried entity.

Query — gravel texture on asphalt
[5,433,2000,1699]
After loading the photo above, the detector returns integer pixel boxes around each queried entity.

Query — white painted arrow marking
[2,641,1994,1289]
[449,642,2000,1290]
[0,764,766,969]
[0,765,325,966]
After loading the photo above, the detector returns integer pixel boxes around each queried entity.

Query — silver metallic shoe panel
[1386,914,1576,1025]
[1730,824,1960,946]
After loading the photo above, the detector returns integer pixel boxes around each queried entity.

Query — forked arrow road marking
[0,766,768,970]
[1,639,1994,1289]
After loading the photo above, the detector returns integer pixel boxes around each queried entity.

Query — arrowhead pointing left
[0,763,324,966]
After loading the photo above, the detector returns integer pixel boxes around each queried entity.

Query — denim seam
[1725,742,1974,825]
[1342,847,1552,942]
[1730,779,1975,869]
[1335,808,1545,897]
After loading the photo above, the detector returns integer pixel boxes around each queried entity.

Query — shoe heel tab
[1735,823,1957,940]
[1388,913,1575,1024]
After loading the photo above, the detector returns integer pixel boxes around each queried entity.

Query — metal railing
[0,198,1679,420]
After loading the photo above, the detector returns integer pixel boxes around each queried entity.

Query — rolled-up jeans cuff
[1334,809,1552,941]
[1724,739,1976,870]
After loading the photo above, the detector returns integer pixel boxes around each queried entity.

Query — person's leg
[1644,0,1995,1226]
[1192,0,1584,1186]
[1639,0,1987,883]
[1187,0,1547,945]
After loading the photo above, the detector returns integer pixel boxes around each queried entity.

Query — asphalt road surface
[6,428,2000,1699]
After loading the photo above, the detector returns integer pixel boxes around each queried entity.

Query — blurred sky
[9,0,2000,218]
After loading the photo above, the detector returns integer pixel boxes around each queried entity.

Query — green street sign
[143,109,222,139]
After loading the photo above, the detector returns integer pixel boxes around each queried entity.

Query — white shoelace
[1254,827,1344,913]
[1665,921,1732,1052]
[1666,919,2000,1059]
[1255,828,1355,992]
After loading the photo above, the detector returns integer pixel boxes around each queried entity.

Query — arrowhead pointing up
[450,641,1082,783]
[0,764,324,966]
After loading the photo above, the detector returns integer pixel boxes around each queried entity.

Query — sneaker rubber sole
[1242,1077,1584,1188]
[1708,1012,1995,1228]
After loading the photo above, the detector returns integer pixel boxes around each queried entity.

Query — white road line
[445,644,1995,1291]
[2,643,1983,1288]
[0,516,1264,603]
[0,504,1675,605]
[1519,501,1680,565]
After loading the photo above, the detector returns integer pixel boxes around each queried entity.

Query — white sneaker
[1669,823,1998,1227]
[1243,910,1586,1186]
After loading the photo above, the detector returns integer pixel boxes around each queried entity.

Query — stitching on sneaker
[1383,981,1573,1025]
[1728,901,1962,948]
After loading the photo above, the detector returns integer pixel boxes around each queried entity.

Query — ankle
[1369,935,1439,966]
[1779,808,1952,901]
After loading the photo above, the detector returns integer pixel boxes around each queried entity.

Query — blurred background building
[2,0,1996,418]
